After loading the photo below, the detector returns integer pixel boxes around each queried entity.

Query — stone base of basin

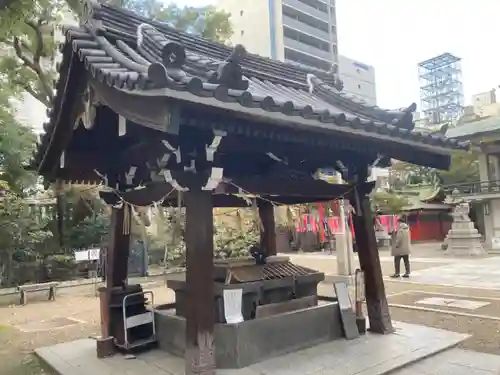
[155,302,343,369]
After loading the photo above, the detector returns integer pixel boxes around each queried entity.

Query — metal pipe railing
[443,180,500,195]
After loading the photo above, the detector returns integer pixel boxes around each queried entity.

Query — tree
[392,149,479,188]
[437,149,479,185]
[0,190,53,286]
[0,0,63,107]
[152,4,232,43]
[64,214,109,250]
[371,190,409,215]
[0,0,232,108]
[0,0,233,253]
[0,91,38,194]
[391,161,439,186]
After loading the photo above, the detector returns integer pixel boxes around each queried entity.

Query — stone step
[36,322,470,375]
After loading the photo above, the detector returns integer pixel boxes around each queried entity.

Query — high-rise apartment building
[217,0,377,105]
[337,55,376,105]
[217,0,338,71]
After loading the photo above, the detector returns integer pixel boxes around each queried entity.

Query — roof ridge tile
[29,0,468,172]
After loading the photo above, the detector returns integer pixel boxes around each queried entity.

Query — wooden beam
[100,183,176,206]
[259,201,277,256]
[98,180,368,208]
[350,191,393,334]
[184,189,216,375]
[39,56,86,177]
[222,176,366,198]
[479,142,500,155]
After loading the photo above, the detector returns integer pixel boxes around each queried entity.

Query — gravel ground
[0,296,100,375]
[0,285,175,375]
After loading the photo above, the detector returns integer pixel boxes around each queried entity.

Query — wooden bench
[17,282,59,305]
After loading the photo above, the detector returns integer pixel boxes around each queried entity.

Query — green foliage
[0,0,234,275]
[0,98,38,194]
[0,0,232,109]
[392,162,439,186]
[0,0,65,107]
[160,224,260,266]
[372,190,409,215]
[54,187,110,250]
[392,149,479,188]
[152,4,232,43]
[64,214,109,250]
[114,0,233,43]
[149,208,260,267]
[214,225,259,259]
[0,193,52,249]
[0,192,52,286]
[438,149,479,185]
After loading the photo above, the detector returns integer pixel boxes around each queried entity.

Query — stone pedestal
[444,203,486,256]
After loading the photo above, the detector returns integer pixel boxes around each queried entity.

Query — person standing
[391,216,411,278]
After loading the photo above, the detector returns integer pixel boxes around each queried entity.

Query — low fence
[443,180,500,195]
[1,242,150,288]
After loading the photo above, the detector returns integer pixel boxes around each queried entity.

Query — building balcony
[282,14,332,43]
[283,37,332,62]
[444,180,500,201]
[283,0,330,23]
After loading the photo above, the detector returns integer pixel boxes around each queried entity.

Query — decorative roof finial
[140,24,188,87]
[395,103,417,131]
[306,74,316,94]
[136,23,151,49]
[207,44,249,90]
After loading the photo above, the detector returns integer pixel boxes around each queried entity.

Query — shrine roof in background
[30,0,469,179]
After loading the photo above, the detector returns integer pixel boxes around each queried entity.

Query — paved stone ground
[302,248,500,355]
[400,258,500,289]
[387,291,500,318]
[3,243,500,374]
[35,322,468,375]
[393,348,500,375]
[289,248,500,290]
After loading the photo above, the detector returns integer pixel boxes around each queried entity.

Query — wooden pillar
[104,204,131,337]
[350,187,393,334]
[184,189,216,375]
[259,201,277,256]
[106,204,131,288]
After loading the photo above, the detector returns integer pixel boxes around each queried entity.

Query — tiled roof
[33,1,468,172]
[446,115,500,140]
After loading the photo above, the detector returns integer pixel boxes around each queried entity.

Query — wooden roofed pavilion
[30,1,468,373]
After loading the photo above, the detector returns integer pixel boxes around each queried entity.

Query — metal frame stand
[115,291,156,350]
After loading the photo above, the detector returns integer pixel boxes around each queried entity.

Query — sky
[171,0,498,109]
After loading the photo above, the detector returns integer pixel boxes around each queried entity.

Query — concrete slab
[391,348,500,375]
[387,257,500,290]
[36,321,469,375]
[416,297,491,310]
